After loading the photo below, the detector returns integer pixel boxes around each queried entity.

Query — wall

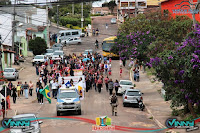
[161,0,200,22]
[21,36,27,57]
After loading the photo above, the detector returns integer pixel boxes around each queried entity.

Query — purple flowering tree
[148,24,200,117]
[111,31,156,64]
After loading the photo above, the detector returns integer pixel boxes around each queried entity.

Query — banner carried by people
[40,85,51,104]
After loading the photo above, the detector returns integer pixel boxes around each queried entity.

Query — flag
[65,81,71,87]
[0,85,11,97]
[40,85,51,103]
[75,81,85,100]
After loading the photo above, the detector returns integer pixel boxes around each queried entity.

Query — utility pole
[12,0,16,52]
[0,35,3,85]
[57,5,59,30]
[135,0,137,17]
[81,2,84,28]
[46,0,50,48]
[72,2,74,15]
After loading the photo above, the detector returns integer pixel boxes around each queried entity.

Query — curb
[129,68,176,133]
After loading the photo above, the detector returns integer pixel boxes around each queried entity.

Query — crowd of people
[1,51,137,117]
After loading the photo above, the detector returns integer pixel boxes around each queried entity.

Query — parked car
[3,68,19,80]
[118,80,134,95]
[52,47,62,52]
[80,32,85,37]
[44,49,54,58]
[83,49,93,57]
[10,114,43,133]
[111,18,117,24]
[52,50,64,61]
[122,89,143,107]
[56,87,81,116]
[32,55,47,66]
[52,43,63,51]
[52,43,63,48]
[61,37,81,45]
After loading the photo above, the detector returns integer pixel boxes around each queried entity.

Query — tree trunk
[188,101,197,118]
[184,103,190,114]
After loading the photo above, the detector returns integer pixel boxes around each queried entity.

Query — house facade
[0,5,47,67]
[117,0,147,22]
[161,0,200,22]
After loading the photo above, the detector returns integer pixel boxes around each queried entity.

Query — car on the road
[52,47,62,52]
[10,114,43,133]
[32,55,47,66]
[52,50,64,60]
[44,49,54,58]
[83,49,93,57]
[56,87,81,116]
[80,32,85,37]
[111,18,117,24]
[61,37,81,46]
[118,80,134,95]
[3,68,19,81]
[52,43,63,50]
[123,89,143,107]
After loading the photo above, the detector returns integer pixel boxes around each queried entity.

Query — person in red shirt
[104,76,109,92]
[50,58,53,69]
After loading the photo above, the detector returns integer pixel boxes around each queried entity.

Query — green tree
[29,37,47,55]
[102,0,116,14]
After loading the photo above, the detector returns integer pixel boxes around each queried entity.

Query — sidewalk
[130,69,186,133]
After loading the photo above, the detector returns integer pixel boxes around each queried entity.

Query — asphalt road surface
[4,16,163,133]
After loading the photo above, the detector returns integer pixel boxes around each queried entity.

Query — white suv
[52,50,64,60]
[32,55,46,66]
[62,37,81,46]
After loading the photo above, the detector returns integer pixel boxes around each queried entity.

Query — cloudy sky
[10,0,111,7]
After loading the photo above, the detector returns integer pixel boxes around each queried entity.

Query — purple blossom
[194,50,200,54]
[180,80,184,83]
[181,89,184,92]
[191,59,195,63]
[193,65,198,69]
[175,42,179,45]
[168,56,173,59]
[193,54,199,59]
[146,30,150,34]
[178,70,185,75]
[174,80,179,84]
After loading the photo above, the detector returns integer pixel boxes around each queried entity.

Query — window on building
[121,2,128,7]
[163,9,169,17]
[138,2,146,7]
[129,2,135,7]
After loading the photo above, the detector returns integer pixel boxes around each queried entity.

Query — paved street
[3,16,162,133]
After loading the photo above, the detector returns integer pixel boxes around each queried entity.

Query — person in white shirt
[52,79,58,98]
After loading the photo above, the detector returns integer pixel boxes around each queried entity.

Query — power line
[0,9,48,24]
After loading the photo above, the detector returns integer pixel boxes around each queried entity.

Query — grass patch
[149,116,153,119]
[146,68,155,77]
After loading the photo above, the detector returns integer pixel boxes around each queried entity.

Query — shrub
[29,37,47,55]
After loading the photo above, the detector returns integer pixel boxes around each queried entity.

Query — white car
[111,18,116,24]
[83,49,93,57]
[3,68,19,81]
[118,80,134,95]
[52,50,64,60]
[44,49,53,58]
[62,37,81,46]
[32,55,47,66]
[56,87,81,116]
[10,114,43,133]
